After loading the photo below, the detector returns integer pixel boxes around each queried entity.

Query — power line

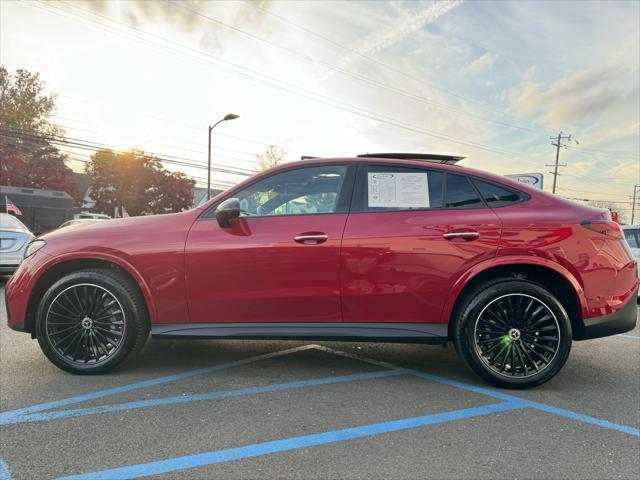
[169,0,542,134]
[244,0,547,130]
[555,186,631,199]
[32,1,543,161]
[0,127,255,178]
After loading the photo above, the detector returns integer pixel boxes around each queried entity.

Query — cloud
[505,65,639,127]
[77,0,273,48]
[337,0,463,70]
[461,51,496,75]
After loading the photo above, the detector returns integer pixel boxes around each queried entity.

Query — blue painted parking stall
[1,342,638,479]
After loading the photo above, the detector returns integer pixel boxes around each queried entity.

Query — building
[0,185,74,233]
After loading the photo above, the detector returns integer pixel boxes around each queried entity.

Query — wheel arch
[444,258,588,341]
[24,255,156,337]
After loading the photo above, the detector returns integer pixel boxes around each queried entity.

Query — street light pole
[207,113,239,201]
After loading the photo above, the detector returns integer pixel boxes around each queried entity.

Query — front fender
[40,251,158,323]
[439,256,588,324]
[6,251,158,333]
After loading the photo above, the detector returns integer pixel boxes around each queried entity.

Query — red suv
[5,154,638,388]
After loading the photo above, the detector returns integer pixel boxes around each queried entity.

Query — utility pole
[632,185,640,224]
[547,132,573,194]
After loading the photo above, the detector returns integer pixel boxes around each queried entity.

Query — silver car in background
[0,213,34,274]
[621,224,640,298]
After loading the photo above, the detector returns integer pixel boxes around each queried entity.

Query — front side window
[235,165,348,217]
[445,174,484,209]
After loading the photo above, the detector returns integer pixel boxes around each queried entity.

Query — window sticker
[368,172,430,208]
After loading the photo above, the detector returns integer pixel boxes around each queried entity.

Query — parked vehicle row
[4,154,639,388]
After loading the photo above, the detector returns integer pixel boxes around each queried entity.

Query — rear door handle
[442,230,480,241]
[294,234,328,244]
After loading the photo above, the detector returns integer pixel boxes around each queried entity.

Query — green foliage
[86,149,195,216]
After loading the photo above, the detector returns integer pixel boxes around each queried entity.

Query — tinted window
[445,174,484,208]
[362,165,443,211]
[472,179,521,207]
[235,165,347,217]
[624,229,640,249]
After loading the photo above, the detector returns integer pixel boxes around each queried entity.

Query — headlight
[24,240,46,259]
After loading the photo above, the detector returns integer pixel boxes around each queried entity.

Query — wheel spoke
[70,288,86,315]
[52,299,79,318]
[48,325,77,337]
[95,326,123,337]
[49,310,77,322]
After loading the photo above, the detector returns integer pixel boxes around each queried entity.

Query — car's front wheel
[453,278,572,389]
[35,268,149,374]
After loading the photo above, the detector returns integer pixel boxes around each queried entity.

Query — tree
[85,149,195,216]
[0,65,76,196]
[256,144,286,171]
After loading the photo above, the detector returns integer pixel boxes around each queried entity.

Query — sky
[1,0,639,218]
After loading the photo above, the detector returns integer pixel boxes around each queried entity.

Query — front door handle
[294,234,328,245]
[442,230,480,241]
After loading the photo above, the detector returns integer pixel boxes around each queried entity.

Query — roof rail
[357,153,465,164]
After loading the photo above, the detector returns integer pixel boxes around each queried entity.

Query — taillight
[581,220,623,239]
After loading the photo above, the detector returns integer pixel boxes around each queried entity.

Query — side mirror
[215,198,241,228]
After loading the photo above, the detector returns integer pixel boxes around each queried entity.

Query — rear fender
[440,256,588,324]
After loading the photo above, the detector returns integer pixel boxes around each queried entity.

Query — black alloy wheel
[473,293,561,378]
[45,283,126,365]
[36,269,149,374]
[453,278,572,389]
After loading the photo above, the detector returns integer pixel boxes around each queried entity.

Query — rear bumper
[576,286,638,340]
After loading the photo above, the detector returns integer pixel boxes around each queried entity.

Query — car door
[340,163,502,324]
[185,163,355,324]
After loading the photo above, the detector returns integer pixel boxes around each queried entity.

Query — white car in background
[0,213,34,274]
[621,224,640,298]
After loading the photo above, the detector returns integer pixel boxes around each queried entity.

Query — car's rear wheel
[35,268,149,374]
[453,278,572,389]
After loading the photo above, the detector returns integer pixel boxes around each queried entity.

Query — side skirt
[150,322,448,345]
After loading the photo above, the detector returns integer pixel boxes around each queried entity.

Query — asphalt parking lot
[1,279,638,480]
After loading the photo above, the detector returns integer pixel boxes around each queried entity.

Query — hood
[38,210,199,258]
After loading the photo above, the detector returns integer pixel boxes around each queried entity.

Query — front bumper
[576,286,638,340]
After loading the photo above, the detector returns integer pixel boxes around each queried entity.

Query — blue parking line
[616,334,640,339]
[410,371,640,437]
[0,459,12,480]
[3,369,406,425]
[56,401,524,480]
[0,344,316,424]
[315,346,640,438]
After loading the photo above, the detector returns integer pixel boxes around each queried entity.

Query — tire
[35,268,149,374]
[452,278,572,389]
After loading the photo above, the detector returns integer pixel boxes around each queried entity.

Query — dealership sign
[506,173,544,190]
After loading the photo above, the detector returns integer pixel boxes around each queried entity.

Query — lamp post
[207,113,239,200]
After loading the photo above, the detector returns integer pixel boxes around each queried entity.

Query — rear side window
[445,174,484,209]
[361,165,443,211]
[472,179,521,207]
